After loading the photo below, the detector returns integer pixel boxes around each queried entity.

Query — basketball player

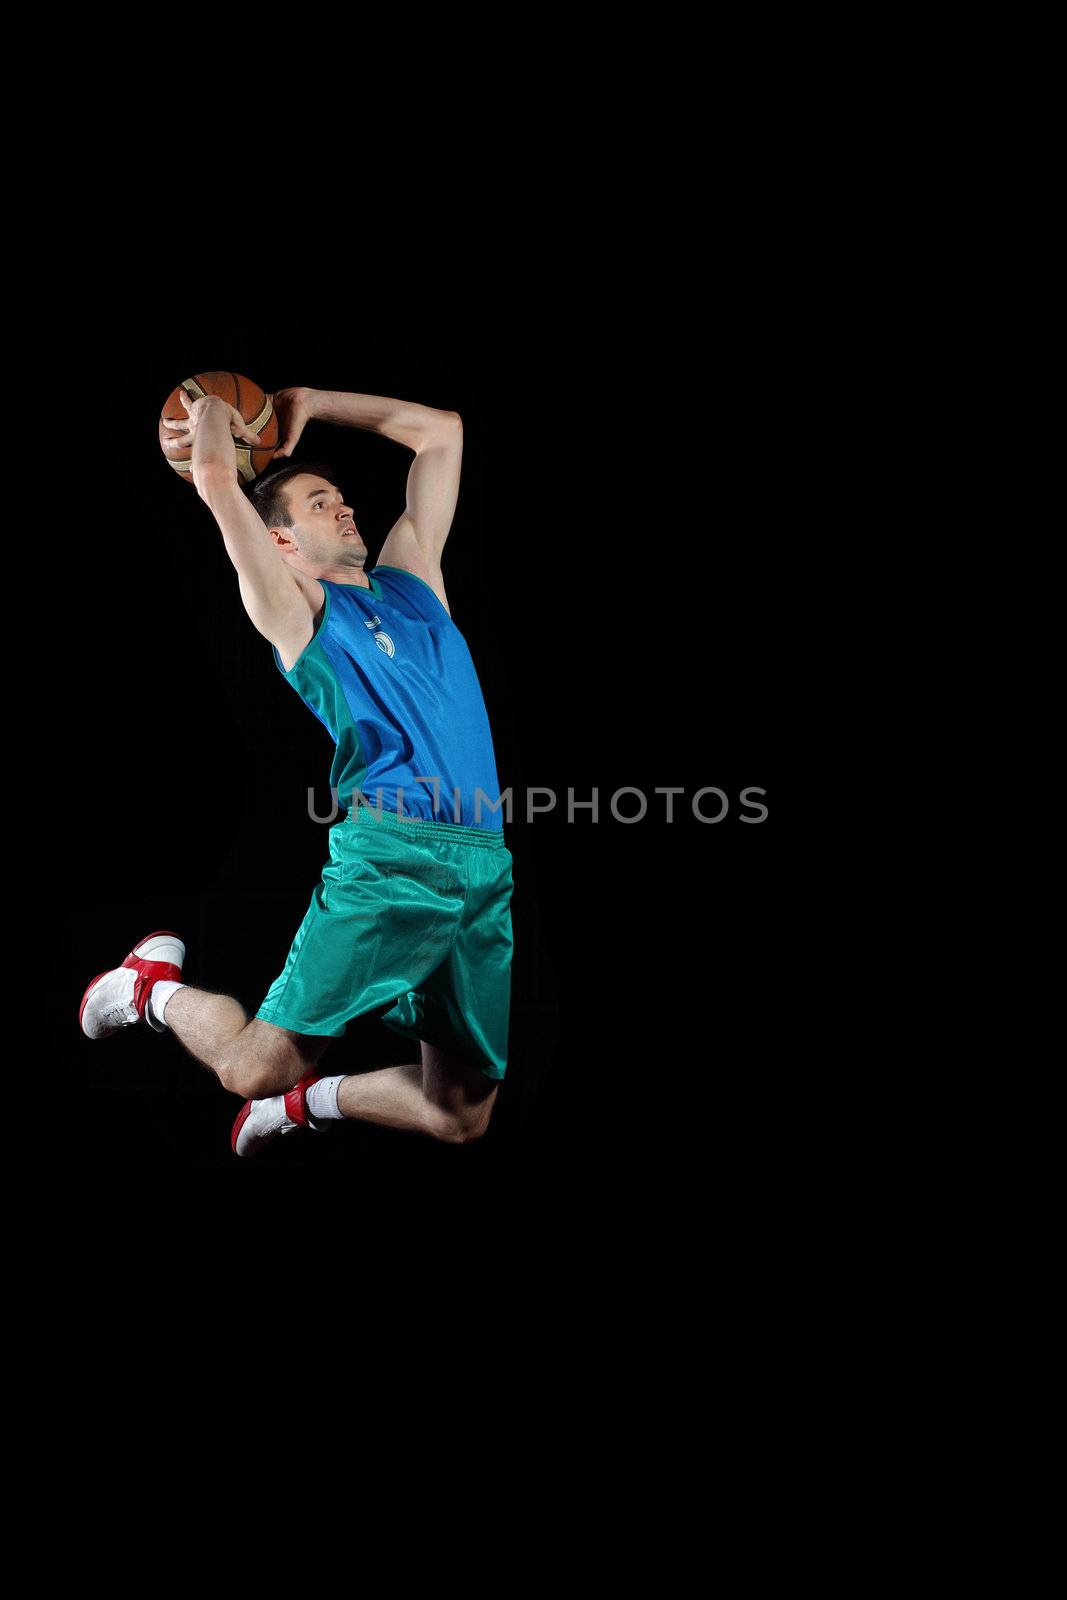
[79,385,515,1157]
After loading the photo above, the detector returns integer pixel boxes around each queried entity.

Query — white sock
[306,1075,345,1121]
[146,980,186,1032]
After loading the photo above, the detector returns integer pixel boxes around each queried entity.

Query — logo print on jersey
[364,613,396,658]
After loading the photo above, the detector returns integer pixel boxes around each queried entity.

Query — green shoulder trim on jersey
[272,581,370,806]
[273,581,334,678]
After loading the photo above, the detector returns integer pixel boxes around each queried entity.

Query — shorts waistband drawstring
[347,804,507,849]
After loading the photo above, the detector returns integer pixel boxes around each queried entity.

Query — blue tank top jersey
[271,565,504,831]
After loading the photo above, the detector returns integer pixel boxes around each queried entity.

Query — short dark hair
[247,460,340,530]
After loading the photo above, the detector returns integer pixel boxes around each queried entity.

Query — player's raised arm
[272,385,458,458]
[181,394,309,642]
[272,386,462,583]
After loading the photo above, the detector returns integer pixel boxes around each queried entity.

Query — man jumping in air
[79,383,515,1157]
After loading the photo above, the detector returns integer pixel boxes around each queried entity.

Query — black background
[47,282,797,1211]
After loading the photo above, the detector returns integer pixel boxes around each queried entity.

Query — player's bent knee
[215,1046,289,1101]
[216,1055,258,1099]
[239,1066,280,1099]
[429,1103,494,1144]
[434,1121,485,1145]
[214,1053,242,1096]
[217,1021,324,1100]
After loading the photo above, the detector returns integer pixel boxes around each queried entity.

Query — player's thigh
[420,1039,498,1128]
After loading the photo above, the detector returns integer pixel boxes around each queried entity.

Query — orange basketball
[159,371,280,486]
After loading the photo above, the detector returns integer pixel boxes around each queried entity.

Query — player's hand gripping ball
[159,371,280,485]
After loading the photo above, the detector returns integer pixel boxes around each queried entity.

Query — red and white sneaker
[231,1071,324,1159]
[79,930,186,1040]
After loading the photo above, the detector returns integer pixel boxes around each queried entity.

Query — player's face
[283,475,366,564]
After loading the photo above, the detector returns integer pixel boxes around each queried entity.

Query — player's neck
[316,565,371,587]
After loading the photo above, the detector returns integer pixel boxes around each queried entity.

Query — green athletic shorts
[253,804,515,1080]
